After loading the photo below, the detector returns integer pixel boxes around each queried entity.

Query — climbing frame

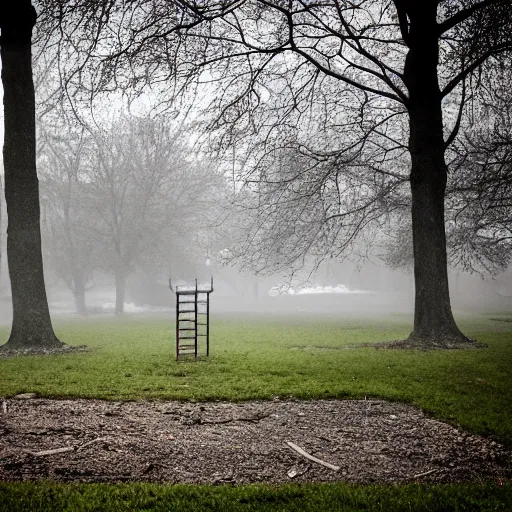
[170,277,214,360]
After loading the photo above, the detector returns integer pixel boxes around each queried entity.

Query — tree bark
[404,4,469,344]
[114,269,126,315]
[0,2,62,348]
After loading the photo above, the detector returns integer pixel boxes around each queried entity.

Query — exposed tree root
[0,344,88,359]
[372,337,486,350]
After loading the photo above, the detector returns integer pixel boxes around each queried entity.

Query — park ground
[0,312,511,510]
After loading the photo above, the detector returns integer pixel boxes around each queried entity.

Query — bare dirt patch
[289,340,488,351]
[0,345,89,359]
[370,339,487,350]
[0,398,509,485]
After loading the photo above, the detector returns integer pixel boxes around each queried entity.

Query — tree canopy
[6,0,512,346]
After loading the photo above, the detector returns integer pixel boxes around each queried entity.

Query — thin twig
[286,441,340,471]
[77,437,107,451]
[413,468,439,478]
[200,413,270,424]
[28,437,107,457]
[29,446,75,457]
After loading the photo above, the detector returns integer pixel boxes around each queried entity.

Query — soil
[0,345,89,359]
[0,397,510,485]
[370,339,487,350]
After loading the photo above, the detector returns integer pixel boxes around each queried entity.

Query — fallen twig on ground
[413,468,439,478]
[29,446,75,456]
[286,442,340,471]
[27,437,106,457]
[200,413,271,425]
[77,437,107,451]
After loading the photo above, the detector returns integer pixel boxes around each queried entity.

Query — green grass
[0,313,511,510]
[0,481,510,511]
[0,312,511,444]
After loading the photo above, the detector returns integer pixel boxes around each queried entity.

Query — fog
[0,249,509,325]
[0,109,510,323]
[0,0,510,330]
[41,259,512,318]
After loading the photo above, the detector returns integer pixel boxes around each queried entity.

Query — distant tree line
[0,1,511,350]
[37,110,224,315]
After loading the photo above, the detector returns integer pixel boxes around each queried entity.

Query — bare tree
[0,0,215,347]
[384,59,512,276]
[85,113,215,314]
[38,116,97,315]
[0,1,61,349]
[228,143,407,278]
[448,65,512,274]
[34,1,512,344]
[169,0,511,344]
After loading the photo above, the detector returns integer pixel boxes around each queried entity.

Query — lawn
[0,481,510,512]
[0,311,511,445]
[1,312,511,510]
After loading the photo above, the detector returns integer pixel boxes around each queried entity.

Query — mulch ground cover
[0,397,510,485]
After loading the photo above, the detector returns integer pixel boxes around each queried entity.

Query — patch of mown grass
[0,313,511,444]
[0,481,510,512]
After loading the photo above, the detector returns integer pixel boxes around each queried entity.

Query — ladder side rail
[206,291,210,356]
[176,292,180,360]
[194,279,198,358]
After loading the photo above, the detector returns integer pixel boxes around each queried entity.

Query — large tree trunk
[404,4,469,344]
[114,269,126,315]
[0,2,62,349]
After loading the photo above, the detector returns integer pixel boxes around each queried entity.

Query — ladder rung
[179,328,196,331]
[197,334,207,337]
[178,344,196,348]
[197,322,207,326]
[179,336,196,340]
[178,318,195,322]
[178,300,196,304]
[178,309,196,313]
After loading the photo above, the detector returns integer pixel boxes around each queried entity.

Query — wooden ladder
[173,278,213,360]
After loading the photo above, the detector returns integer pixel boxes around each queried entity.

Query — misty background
[0,7,511,325]
[0,90,510,323]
